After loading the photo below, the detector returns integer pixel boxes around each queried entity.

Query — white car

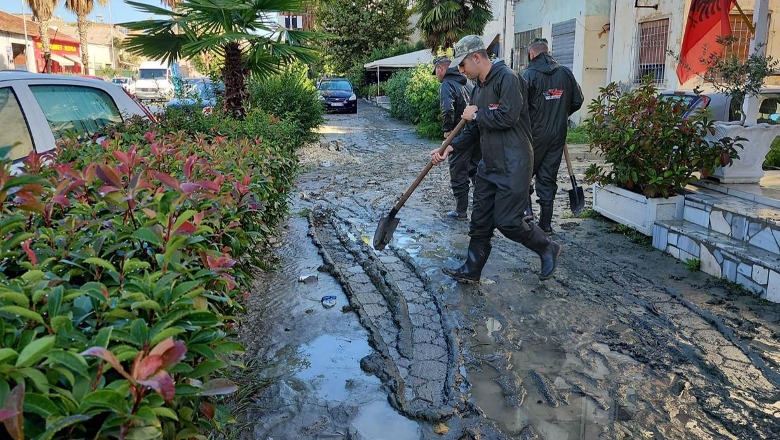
[0,71,152,171]
[111,76,136,95]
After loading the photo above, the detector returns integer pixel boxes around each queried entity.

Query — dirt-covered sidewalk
[240,103,780,440]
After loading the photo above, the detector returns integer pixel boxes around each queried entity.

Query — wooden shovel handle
[563,143,575,177]
[392,118,468,211]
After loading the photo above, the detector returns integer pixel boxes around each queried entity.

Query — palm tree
[26,0,60,73]
[65,0,110,73]
[413,0,492,52]
[121,0,320,119]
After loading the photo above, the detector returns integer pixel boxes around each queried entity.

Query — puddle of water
[352,400,421,440]
[295,334,376,402]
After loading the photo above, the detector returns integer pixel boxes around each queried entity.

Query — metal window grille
[725,14,754,62]
[513,28,542,72]
[634,18,669,84]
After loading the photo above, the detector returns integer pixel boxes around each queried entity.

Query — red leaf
[2,384,24,440]
[184,155,197,180]
[0,410,19,422]
[137,370,175,403]
[180,182,199,194]
[149,338,187,370]
[133,354,163,381]
[143,131,156,143]
[174,221,196,235]
[81,347,132,382]
[21,238,37,266]
[96,165,122,188]
[200,402,215,420]
[195,180,220,192]
[51,194,71,207]
[151,171,181,191]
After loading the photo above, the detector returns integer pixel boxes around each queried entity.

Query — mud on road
[240,103,780,439]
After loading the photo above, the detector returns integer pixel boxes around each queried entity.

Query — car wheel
[351,107,357,114]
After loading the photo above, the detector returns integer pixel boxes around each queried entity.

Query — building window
[291,16,298,29]
[513,28,542,72]
[284,15,291,28]
[725,14,755,62]
[635,18,669,84]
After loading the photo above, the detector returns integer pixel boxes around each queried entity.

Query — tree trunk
[78,14,90,73]
[39,20,52,73]
[222,42,246,119]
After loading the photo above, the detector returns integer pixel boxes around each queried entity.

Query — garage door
[551,19,576,70]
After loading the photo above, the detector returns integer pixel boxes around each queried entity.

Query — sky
[9,0,161,25]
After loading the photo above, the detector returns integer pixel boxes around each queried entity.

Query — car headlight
[318,94,325,101]
[349,94,357,101]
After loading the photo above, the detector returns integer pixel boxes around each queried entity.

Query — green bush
[585,77,743,198]
[0,106,303,438]
[566,125,590,144]
[246,63,324,144]
[762,135,780,170]
[386,69,414,122]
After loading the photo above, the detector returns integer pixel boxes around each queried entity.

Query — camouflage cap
[431,56,451,74]
[451,35,485,66]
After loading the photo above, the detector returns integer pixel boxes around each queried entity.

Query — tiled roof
[0,10,78,43]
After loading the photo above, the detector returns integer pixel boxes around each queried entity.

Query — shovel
[373,118,468,250]
[563,143,585,217]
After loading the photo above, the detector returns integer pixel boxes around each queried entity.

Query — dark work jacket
[451,60,533,175]
[439,67,473,133]
[522,52,584,147]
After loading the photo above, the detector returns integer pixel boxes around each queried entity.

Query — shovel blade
[569,186,585,217]
[373,215,400,250]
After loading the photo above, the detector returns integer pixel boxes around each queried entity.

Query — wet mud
[240,104,780,439]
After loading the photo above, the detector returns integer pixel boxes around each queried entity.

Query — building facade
[0,10,81,73]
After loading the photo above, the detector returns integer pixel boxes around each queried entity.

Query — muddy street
[240,103,780,439]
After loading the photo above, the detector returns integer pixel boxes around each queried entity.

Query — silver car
[660,88,780,122]
[0,71,152,171]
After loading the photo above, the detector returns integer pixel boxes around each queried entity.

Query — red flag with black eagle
[677,0,737,83]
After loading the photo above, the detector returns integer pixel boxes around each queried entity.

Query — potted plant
[583,76,743,235]
[697,36,780,183]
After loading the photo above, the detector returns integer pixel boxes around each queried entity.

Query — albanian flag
[677,0,737,83]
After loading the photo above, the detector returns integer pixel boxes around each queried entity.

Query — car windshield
[660,94,695,108]
[112,78,127,84]
[319,80,352,91]
[138,69,167,80]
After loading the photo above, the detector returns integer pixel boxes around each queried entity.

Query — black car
[317,78,357,114]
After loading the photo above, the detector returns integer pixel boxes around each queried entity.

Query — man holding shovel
[522,38,584,235]
[430,35,561,282]
[433,55,481,220]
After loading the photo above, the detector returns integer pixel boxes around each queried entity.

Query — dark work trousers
[448,143,481,200]
[533,140,565,203]
[469,154,533,242]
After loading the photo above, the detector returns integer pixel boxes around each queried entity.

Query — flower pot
[708,123,780,184]
[592,184,684,236]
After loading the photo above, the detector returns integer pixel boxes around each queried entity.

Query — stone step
[680,185,780,255]
[653,219,780,302]
[692,177,780,209]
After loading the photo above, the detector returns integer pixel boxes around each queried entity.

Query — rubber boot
[538,201,554,235]
[442,238,492,282]
[522,225,561,280]
[446,194,469,220]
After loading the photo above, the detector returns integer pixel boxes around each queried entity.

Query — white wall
[0,33,34,72]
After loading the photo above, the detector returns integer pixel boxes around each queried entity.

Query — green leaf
[150,406,178,420]
[189,360,226,379]
[34,415,92,440]
[78,389,129,414]
[150,327,185,346]
[131,319,149,346]
[16,336,56,367]
[131,300,162,313]
[1,306,45,326]
[23,393,61,418]
[0,348,18,364]
[0,292,29,307]
[47,286,64,317]
[45,350,89,378]
[84,257,118,273]
[212,341,245,355]
[132,228,163,248]
[17,367,50,393]
[125,426,162,440]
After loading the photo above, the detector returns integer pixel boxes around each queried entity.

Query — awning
[50,53,74,67]
[364,49,433,70]
[64,55,82,65]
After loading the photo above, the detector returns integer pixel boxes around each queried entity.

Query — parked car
[317,78,358,114]
[134,60,182,101]
[166,78,224,113]
[0,71,153,172]
[111,76,136,95]
[660,88,780,123]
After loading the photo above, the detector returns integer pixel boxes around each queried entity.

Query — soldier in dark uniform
[432,56,481,219]
[431,35,561,282]
[522,38,584,235]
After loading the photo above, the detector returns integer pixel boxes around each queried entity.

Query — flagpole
[108,0,115,69]
[742,0,769,126]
